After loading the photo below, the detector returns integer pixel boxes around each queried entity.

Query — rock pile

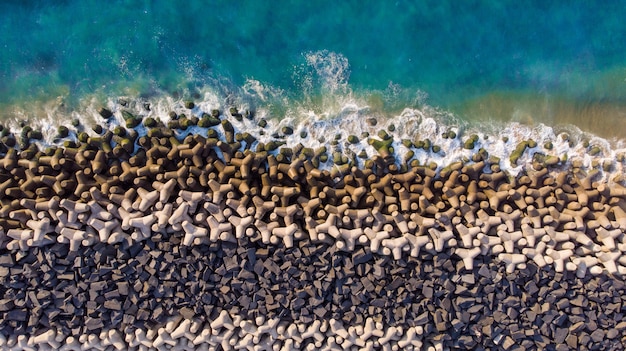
[0,107,625,350]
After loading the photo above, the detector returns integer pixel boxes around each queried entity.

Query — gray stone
[104,300,122,310]
[467,304,482,314]
[85,317,104,331]
[180,307,195,319]
[456,296,475,309]
[361,277,375,292]
[415,311,430,325]
[313,307,327,318]
[501,336,515,350]
[569,315,586,324]
[553,312,568,327]
[263,260,280,275]
[506,307,519,320]
[117,281,129,295]
[251,259,264,275]
[554,327,569,344]
[590,329,605,343]
[578,332,591,346]
[0,299,14,311]
[477,264,491,278]
[371,299,386,308]
[388,277,404,290]
[570,295,587,307]
[565,334,578,348]
[555,344,569,351]
[606,328,619,339]
[556,298,570,310]
[0,255,14,267]
[457,335,476,348]
[461,274,475,285]
[422,285,434,298]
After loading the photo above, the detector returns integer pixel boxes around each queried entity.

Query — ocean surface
[1,0,625,144]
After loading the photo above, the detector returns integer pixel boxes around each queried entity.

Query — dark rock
[354,249,373,265]
[85,317,104,331]
[7,309,28,321]
[553,312,568,327]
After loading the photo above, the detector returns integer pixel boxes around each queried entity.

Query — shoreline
[1,104,626,349]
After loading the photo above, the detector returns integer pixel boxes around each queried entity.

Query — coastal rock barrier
[0,106,625,350]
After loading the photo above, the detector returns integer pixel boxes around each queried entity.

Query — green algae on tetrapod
[57,126,69,138]
[121,110,135,121]
[463,138,476,150]
[404,150,414,162]
[347,135,359,144]
[509,140,532,165]
[543,141,553,150]
[422,138,431,151]
[377,129,391,140]
[589,145,602,156]
[143,117,157,128]
[279,147,293,157]
[544,155,560,166]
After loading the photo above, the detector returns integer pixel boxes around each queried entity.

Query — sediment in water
[0,103,625,350]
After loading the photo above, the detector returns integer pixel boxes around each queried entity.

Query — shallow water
[1,1,625,141]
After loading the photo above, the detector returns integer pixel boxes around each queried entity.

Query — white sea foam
[3,85,625,185]
[2,50,625,184]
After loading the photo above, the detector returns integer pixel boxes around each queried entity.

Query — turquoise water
[1,1,626,138]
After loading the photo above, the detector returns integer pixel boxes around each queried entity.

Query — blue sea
[1,0,625,142]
